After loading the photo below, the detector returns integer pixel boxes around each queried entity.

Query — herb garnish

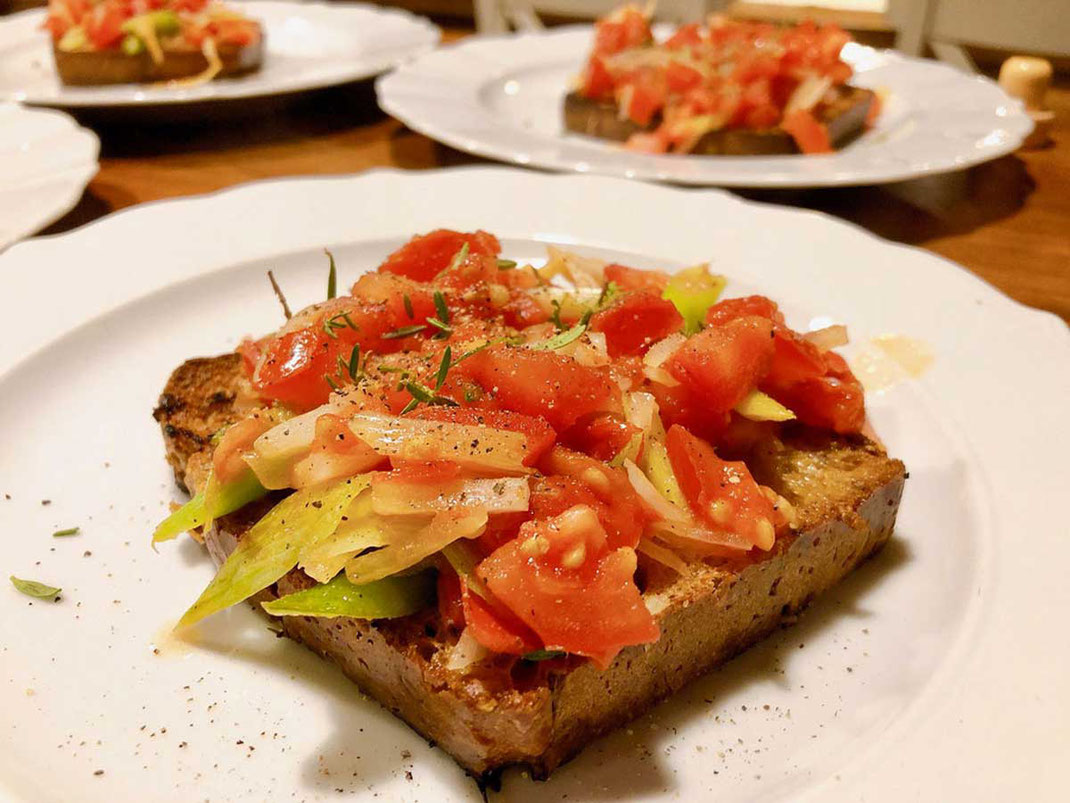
[325,249,337,299]
[522,649,566,662]
[383,324,428,340]
[266,270,293,320]
[426,291,452,339]
[497,258,517,270]
[10,576,61,600]
[345,344,362,381]
[323,311,358,339]
[435,346,452,390]
[403,293,414,319]
[52,527,80,538]
[447,242,470,272]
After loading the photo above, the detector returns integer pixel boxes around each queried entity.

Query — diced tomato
[462,582,541,655]
[538,447,647,550]
[580,56,615,100]
[172,0,208,10]
[743,103,781,129]
[620,68,666,127]
[377,230,501,282]
[664,23,702,50]
[411,407,556,466]
[453,346,622,432]
[85,4,125,49]
[781,109,832,154]
[705,295,785,327]
[437,569,465,631]
[478,506,659,668]
[666,316,775,413]
[665,61,703,94]
[250,298,404,411]
[770,351,865,433]
[594,9,652,56]
[665,425,782,549]
[704,295,864,433]
[589,290,683,357]
[562,413,641,463]
[604,263,669,293]
[350,272,438,324]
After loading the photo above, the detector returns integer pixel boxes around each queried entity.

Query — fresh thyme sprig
[382,324,428,340]
[325,249,337,300]
[323,311,359,339]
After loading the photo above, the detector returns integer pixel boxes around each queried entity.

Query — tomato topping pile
[576,5,866,154]
[44,0,259,52]
[231,228,868,668]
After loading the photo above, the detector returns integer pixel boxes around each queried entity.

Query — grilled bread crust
[155,354,906,778]
[563,85,875,155]
[52,32,263,86]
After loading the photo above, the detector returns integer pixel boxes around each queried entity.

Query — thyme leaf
[10,576,61,600]
[382,324,427,340]
[325,249,337,300]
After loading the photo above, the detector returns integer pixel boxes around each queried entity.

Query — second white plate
[0,1,439,108]
[376,27,1033,187]
[0,102,98,251]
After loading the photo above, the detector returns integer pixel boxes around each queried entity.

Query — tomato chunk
[538,447,647,550]
[462,582,542,655]
[665,425,782,549]
[666,316,775,413]
[454,345,622,432]
[478,506,658,668]
[604,263,670,293]
[377,229,501,282]
[589,291,684,357]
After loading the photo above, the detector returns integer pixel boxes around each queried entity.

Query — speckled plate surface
[0,1,438,107]
[0,168,1066,802]
[376,29,1033,187]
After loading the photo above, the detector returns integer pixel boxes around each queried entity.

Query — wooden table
[40,30,1070,323]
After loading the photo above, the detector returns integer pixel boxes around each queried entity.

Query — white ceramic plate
[0,1,438,107]
[0,102,98,251]
[376,27,1034,187]
[0,167,1066,802]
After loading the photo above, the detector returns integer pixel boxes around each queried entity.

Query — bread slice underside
[563,85,876,155]
[155,353,906,779]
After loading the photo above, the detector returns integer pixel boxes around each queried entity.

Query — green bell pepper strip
[176,476,369,629]
[262,572,435,619]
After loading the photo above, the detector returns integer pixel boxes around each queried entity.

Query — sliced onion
[649,518,754,555]
[541,246,606,288]
[371,477,530,517]
[447,628,490,673]
[624,391,658,434]
[803,324,849,351]
[623,460,689,523]
[785,74,833,113]
[345,509,488,585]
[636,538,689,576]
[644,333,686,369]
[346,412,530,475]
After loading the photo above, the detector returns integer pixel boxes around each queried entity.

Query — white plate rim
[0,102,99,250]
[0,167,1066,802]
[0,1,440,108]
[375,26,1034,188]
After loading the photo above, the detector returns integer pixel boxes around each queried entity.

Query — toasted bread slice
[563,85,876,155]
[155,353,906,778]
[52,34,263,86]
